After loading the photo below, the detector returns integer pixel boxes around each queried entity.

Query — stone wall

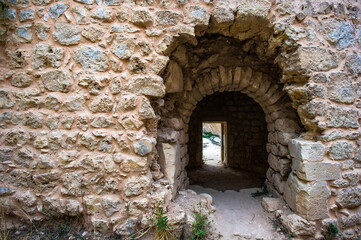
[188,91,268,173]
[0,0,360,238]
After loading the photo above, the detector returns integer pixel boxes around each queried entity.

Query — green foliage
[154,207,173,240]
[326,223,342,239]
[190,202,214,240]
[202,131,221,146]
[251,185,269,198]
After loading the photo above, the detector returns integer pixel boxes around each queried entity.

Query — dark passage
[187,91,268,191]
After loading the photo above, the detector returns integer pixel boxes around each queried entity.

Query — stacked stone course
[0,0,360,238]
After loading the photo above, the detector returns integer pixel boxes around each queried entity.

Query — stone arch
[158,58,302,197]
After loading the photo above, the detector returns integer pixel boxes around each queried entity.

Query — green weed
[190,202,214,240]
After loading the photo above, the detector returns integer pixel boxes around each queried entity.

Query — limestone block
[53,22,81,45]
[134,138,154,156]
[82,27,103,42]
[138,97,156,120]
[131,10,153,27]
[346,54,361,76]
[74,46,109,72]
[71,6,88,25]
[124,176,151,197]
[213,5,234,25]
[156,10,179,26]
[120,157,147,172]
[90,8,114,23]
[323,19,356,50]
[102,196,121,217]
[158,143,181,186]
[294,47,339,72]
[126,75,165,97]
[0,90,14,109]
[47,3,68,19]
[327,73,355,104]
[19,9,34,22]
[261,197,284,212]
[289,138,325,162]
[336,187,361,208]
[184,6,210,26]
[12,73,32,88]
[280,212,316,237]
[89,96,113,113]
[62,95,85,112]
[329,141,354,160]
[275,119,301,133]
[236,0,271,19]
[284,173,330,220]
[327,105,359,128]
[165,61,183,93]
[41,70,72,93]
[292,160,340,181]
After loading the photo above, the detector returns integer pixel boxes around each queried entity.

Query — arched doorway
[157,35,302,198]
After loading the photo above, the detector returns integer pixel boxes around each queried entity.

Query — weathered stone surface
[213,5,234,24]
[236,0,271,19]
[102,196,121,217]
[5,8,16,21]
[74,0,93,4]
[124,176,150,196]
[80,134,99,151]
[91,117,113,128]
[62,95,85,112]
[126,75,165,97]
[98,137,112,153]
[15,191,36,213]
[327,105,359,128]
[0,148,13,162]
[57,150,77,168]
[120,115,143,130]
[131,10,153,27]
[89,96,113,113]
[19,9,34,22]
[44,95,60,110]
[128,57,146,74]
[346,54,361,76]
[82,27,103,42]
[115,217,138,236]
[34,133,49,149]
[41,70,72,92]
[292,160,340,181]
[289,139,325,162]
[109,77,122,95]
[4,130,27,146]
[323,19,356,50]
[90,8,114,23]
[294,47,339,72]
[280,212,316,237]
[184,6,210,26]
[104,0,123,5]
[139,97,156,120]
[156,10,179,26]
[32,43,63,69]
[61,171,88,196]
[261,197,283,212]
[329,141,354,160]
[120,157,147,172]
[284,174,330,220]
[14,148,34,167]
[8,169,32,187]
[0,90,14,109]
[79,156,101,172]
[38,153,53,169]
[118,94,136,112]
[71,6,88,25]
[11,73,32,88]
[11,25,32,43]
[53,22,81,46]
[134,138,153,156]
[23,112,43,128]
[111,36,135,60]
[31,0,51,5]
[47,3,68,18]
[66,200,83,216]
[336,187,361,208]
[74,47,109,72]
[15,89,40,110]
[327,73,355,104]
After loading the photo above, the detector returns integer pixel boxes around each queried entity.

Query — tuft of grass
[0,204,10,240]
[190,202,215,240]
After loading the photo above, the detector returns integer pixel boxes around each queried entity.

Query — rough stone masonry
[0,0,360,238]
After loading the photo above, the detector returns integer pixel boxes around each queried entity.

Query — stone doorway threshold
[189,185,287,240]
